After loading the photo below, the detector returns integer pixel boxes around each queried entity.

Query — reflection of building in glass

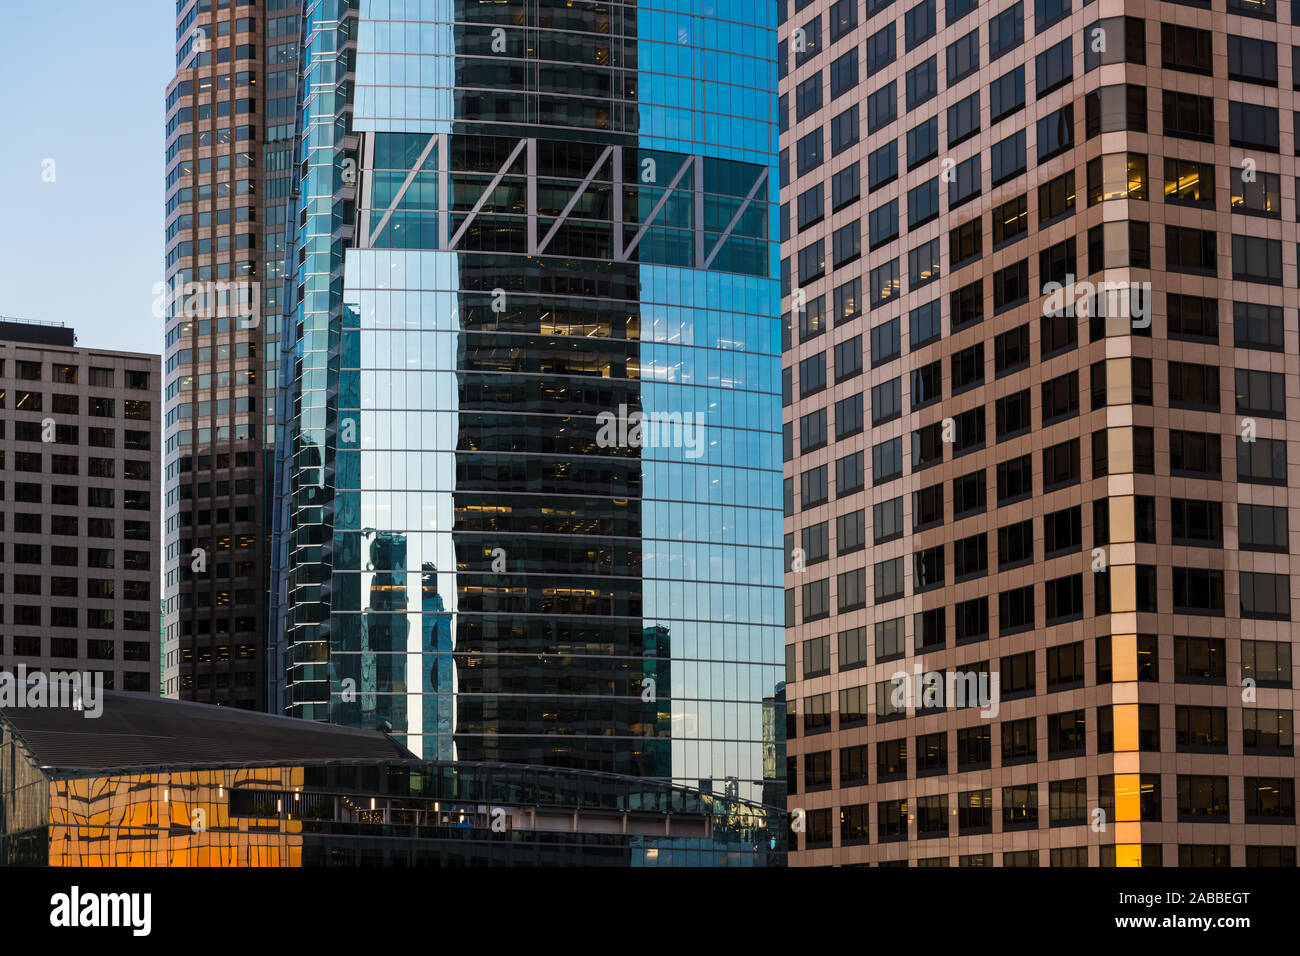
[269,0,785,815]
[1,692,781,866]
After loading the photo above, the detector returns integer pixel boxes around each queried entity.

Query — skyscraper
[162,0,301,708]
[0,319,161,694]
[782,0,1299,865]
[268,0,786,806]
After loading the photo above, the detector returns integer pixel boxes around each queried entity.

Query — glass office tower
[270,0,785,806]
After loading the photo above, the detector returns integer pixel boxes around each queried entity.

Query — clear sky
[0,1,174,357]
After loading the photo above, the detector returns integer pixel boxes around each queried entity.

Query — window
[870,259,900,307]
[794,15,821,67]
[1235,302,1284,351]
[1236,368,1286,418]
[990,65,1026,123]
[1037,105,1074,160]
[954,532,988,580]
[1084,17,1145,70]
[870,200,899,248]
[1167,295,1217,342]
[1173,570,1225,615]
[834,278,861,326]
[1087,153,1147,205]
[999,585,1035,633]
[1232,172,1281,218]
[873,437,903,484]
[871,379,902,425]
[797,185,824,231]
[990,3,1024,61]
[1232,235,1283,285]
[908,238,940,288]
[906,57,938,109]
[993,260,1029,311]
[1086,85,1145,137]
[1227,102,1279,150]
[908,117,939,168]
[1038,171,1075,223]
[1034,0,1069,32]
[796,74,823,122]
[1177,776,1229,822]
[867,81,897,132]
[829,49,858,99]
[866,24,897,76]
[802,464,829,507]
[951,343,985,393]
[828,0,858,42]
[831,163,860,209]
[1002,784,1038,829]
[799,353,827,398]
[913,423,944,472]
[832,219,861,265]
[1043,438,1080,489]
[912,360,942,408]
[1241,572,1290,620]
[1161,24,1212,75]
[868,140,898,190]
[1243,640,1292,688]
[798,239,825,285]
[1036,38,1072,95]
[905,0,937,48]
[1170,430,1220,477]
[796,128,824,174]
[948,92,980,147]
[875,557,904,602]
[947,29,979,82]
[833,335,862,382]
[801,410,828,453]
[874,499,904,544]
[803,579,830,622]
[1163,91,1215,142]
[954,469,987,516]
[950,219,982,268]
[837,451,866,495]
[995,325,1030,376]
[1165,226,1217,275]
[1239,437,1288,485]
[949,155,981,206]
[1171,499,1223,547]
[999,519,1035,568]
[1088,221,1149,272]
[990,130,1026,185]
[871,317,901,364]
[830,106,859,154]
[992,194,1028,245]
[1164,159,1214,206]
[1228,36,1278,86]
[909,183,941,234]
[995,391,1032,440]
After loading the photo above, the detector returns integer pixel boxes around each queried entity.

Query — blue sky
[0,1,174,357]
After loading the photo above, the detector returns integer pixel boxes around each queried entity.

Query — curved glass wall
[272,0,783,809]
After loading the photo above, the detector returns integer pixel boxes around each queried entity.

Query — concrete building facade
[781,0,1299,865]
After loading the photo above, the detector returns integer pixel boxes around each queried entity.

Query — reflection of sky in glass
[276,0,783,805]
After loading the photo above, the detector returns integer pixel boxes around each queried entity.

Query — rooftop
[0,317,75,347]
[0,689,412,777]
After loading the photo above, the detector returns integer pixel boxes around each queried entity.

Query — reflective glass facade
[271,0,785,808]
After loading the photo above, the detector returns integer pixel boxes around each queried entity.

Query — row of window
[785,13,1289,138]
[788,158,1289,278]
[0,603,153,630]
[790,498,1290,592]
[0,361,148,389]
[795,776,1297,846]
[800,844,1294,866]
[794,709,1292,781]
[0,659,152,694]
[791,562,1291,626]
